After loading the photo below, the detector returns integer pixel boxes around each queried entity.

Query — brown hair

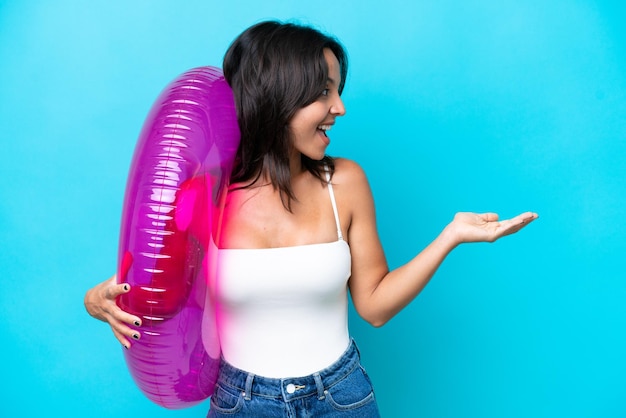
[223,20,348,210]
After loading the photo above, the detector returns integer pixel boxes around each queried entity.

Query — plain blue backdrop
[1,1,625,417]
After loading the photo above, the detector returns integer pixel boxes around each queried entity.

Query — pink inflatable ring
[116,66,240,409]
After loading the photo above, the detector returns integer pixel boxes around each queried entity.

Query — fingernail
[132,333,140,340]
[123,344,129,350]
[123,284,129,291]
[134,320,141,327]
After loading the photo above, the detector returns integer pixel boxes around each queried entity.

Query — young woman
[85,20,538,417]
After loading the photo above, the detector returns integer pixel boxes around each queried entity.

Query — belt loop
[313,372,325,400]
[243,373,254,400]
[352,338,360,358]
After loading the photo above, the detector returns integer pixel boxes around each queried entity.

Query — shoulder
[331,157,369,187]
[330,158,375,214]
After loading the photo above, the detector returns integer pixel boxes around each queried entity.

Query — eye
[320,88,329,97]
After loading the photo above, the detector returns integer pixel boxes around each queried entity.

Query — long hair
[223,20,348,210]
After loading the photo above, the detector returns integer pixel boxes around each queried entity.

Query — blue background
[1,1,625,416]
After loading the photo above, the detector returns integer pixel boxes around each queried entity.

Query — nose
[330,95,346,116]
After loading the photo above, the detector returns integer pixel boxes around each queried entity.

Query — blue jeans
[207,339,380,417]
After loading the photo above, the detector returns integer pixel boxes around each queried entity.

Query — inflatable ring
[116,66,240,409]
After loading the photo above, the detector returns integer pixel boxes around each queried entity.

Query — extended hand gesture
[448,211,539,245]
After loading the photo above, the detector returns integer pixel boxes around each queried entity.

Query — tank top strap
[324,165,343,241]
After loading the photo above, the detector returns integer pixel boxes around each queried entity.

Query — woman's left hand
[446,211,539,245]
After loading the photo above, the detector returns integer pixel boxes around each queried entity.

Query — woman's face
[288,48,346,161]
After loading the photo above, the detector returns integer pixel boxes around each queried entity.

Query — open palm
[451,211,538,244]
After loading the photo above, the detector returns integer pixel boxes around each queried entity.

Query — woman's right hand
[84,275,142,349]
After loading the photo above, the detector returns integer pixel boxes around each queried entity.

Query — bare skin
[84,159,537,346]
[84,48,538,346]
[84,275,141,349]
[218,158,537,328]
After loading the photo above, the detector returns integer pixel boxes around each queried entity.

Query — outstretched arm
[338,160,538,327]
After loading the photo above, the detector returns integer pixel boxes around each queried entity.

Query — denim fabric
[207,339,380,417]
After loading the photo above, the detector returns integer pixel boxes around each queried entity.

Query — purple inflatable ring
[116,66,239,409]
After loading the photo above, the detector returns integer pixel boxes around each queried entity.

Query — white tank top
[213,173,351,378]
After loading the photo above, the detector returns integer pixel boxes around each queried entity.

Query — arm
[339,160,538,327]
[84,275,143,348]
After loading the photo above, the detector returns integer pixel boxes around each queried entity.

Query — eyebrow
[327,77,338,86]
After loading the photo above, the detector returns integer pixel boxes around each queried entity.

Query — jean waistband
[216,339,360,402]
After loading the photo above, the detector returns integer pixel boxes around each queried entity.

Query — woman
[85,20,538,417]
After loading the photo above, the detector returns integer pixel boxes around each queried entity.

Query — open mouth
[317,124,331,137]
